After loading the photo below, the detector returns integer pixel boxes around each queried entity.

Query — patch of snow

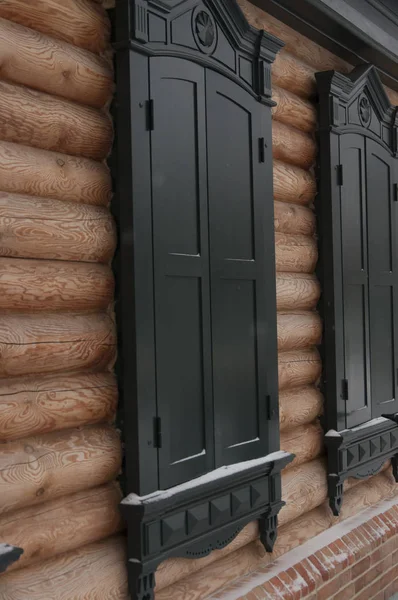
[325,429,341,438]
[207,493,398,600]
[122,451,291,506]
[171,449,206,465]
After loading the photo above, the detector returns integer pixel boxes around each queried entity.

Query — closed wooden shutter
[366,138,398,417]
[206,70,278,466]
[150,57,215,489]
[339,133,372,428]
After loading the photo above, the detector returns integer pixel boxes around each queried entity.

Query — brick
[269,576,295,600]
[317,569,351,600]
[294,560,320,593]
[255,581,284,600]
[377,513,396,535]
[329,539,352,568]
[383,576,398,599]
[308,555,330,583]
[355,554,393,593]
[332,582,356,600]
[278,571,301,600]
[373,515,394,538]
[351,555,371,579]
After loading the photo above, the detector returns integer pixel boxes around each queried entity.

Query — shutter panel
[206,70,278,466]
[340,134,372,428]
[150,58,214,488]
[366,138,398,416]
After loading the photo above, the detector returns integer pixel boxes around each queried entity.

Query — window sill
[120,451,294,600]
[325,416,398,516]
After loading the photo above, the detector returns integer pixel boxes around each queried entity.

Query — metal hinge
[146,99,154,131]
[265,395,277,420]
[153,416,162,449]
[341,379,349,401]
[393,183,398,202]
[258,137,266,163]
[336,164,343,186]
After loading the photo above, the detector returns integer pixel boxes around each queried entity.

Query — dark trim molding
[250,0,398,92]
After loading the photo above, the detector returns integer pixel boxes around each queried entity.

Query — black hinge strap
[258,137,265,163]
[146,99,154,131]
[341,379,349,401]
[337,164,343,186]
[153,416,162,448]
[393,183,398,202]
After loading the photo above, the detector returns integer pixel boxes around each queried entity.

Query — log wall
[1,1,398,599]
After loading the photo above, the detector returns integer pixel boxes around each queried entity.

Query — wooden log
[0,372,117,442]
[276,273,320,311]
[0,0,110,55]
[273,51,316,99]
[0,482,123,573]
[0,18,113,109]
[279,386,323,432]
[0,425,121,516]
[0,193,116,263]
[238,0,351,73]
[0,313,116,377]
[275,232,318,273]
[0,257,114,312]
[277,310,322,351]
[274,201,315,236]
[0,141,111,206]
[279,458,327,526]
[1,535,129,600]
[272,120,317,170]
[0,81,113,160]
[280,422,324,470]
[385,86,398,107]
[278,348,322,391]
[273,159,317,205]
[272,85,317,133]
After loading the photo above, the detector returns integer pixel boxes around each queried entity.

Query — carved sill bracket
[325,418,398,516]
[0,544,23,574]
[121,451,294,600]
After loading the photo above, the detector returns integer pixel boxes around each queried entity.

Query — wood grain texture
[0,372,117,442]
[0,141,111,206]
[0,193,116,263]
[273,51,316,99]
[277,311,322,351]
[276,273,320,311]
[278,348,322,391]
[279,458,327,526]
[272,85,317,133]
[0,257,114,312]
[274,201,315,236]
[238,0,351,74]
[0,535,128,600]
[272,120,317,170]
[0,81,113,160]
[0,312,116,377]
[280,422,324,470]
[0,482,123,573]
[0,425,121,516]
[385,86,398,106]
[0,0,110,55]
[275,232,318,273]
[273,159,316,205]
[279,386,323,432]
[0,17,113,108]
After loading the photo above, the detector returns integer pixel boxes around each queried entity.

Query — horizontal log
[275,232,318,273]
[1,535,128,600]
[0,482,123,573]
[279,386,323,432]
[0,257,114,312]
[0,193,116,263]
[273,159,317,205]
[0,425,121,516]
[0,141,111,206]
[0,312,116,377]
[273,51,316,99]
[156,470,398,599]
[274,201,315,236]
[276,273,320,311]
[278,348,322,391]
[0,371,117,442]
[0,18,113,109]
[386,86,398,106]
[0,0,110,55]
[0,81,113,160]
[272,120,316,170]
[277,310,322,351]
[280,422,324,470]
[272,85,317,133]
